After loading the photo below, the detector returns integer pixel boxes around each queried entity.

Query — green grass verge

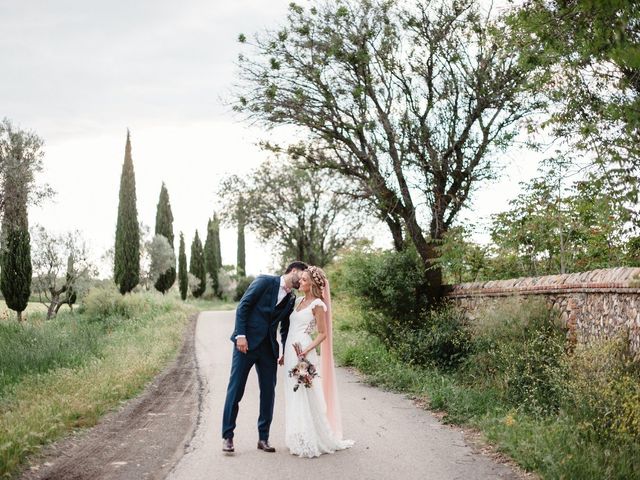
[332,297,640,480]
[0,290,200,478]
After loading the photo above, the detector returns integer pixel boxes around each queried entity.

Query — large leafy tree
[0,120,46,321]
[234,0,539,298]
[507,0,640,214]
[154,182,176,294]
[178,232,188,301]
[114,130,140,294]
[189,230,206,298]
[490,164,633,277]
[219,158,365,267]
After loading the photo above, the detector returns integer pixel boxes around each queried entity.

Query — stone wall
[445,267,640,354]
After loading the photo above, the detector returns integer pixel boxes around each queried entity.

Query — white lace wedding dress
[283,297,354,458]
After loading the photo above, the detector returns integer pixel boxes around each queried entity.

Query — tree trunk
[384,215,405,252]
[16,310,22,322]
[47,298,58,320]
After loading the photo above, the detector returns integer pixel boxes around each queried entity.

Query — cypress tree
[0,121,37,322]
[237,199,246,278]
[154,182,176,294]
[1,227,31,322]
[212,213,222,269]
[189,230,206,298]
[178,232,188,301]
[204,218,219,297]
[114,130,140,294]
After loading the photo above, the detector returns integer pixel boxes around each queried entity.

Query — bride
[280,266,354,458]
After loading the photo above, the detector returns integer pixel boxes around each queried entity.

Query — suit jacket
[230,274,294,358]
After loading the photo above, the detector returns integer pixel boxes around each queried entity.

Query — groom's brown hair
[284,261,308,273]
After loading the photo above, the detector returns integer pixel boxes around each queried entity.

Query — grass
[0,289,201,478]
[331,296,640,480]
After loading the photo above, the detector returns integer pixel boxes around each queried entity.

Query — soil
[19,313,201,480]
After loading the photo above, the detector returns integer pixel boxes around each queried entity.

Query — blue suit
[222,275,294,441]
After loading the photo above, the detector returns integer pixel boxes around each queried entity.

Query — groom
[221,261,308,454]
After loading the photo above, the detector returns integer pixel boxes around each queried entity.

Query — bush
[234,275,255,301]
[395,306,471,369]
[463,298,567,414]
[341,248,430,342]
[80,286,167,321]
[562,336,640,443]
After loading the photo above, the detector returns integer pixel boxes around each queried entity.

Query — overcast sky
[1,0,539,277]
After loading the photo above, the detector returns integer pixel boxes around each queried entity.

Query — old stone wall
[446,268,640,354]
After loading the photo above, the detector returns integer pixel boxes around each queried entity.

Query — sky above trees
[0,0,536,277]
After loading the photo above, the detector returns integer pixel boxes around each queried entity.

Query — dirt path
[168,311,525,480]
[21,314,201,480]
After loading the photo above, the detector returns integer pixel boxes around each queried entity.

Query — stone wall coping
[445,267,640,298]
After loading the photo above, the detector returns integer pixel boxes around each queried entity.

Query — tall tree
[234,0,538,298]
[153,182,176,293]
[114,130,140,294]
[204,218,220,296]
[219,158,365,267]
[189,230,206,298]
[236,196,246,277]
[0,120,44,321]
[507,0,640,216]
[178,232,188,301]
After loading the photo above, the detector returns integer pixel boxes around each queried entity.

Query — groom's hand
[278,355,284,366]
[236,337,249,354]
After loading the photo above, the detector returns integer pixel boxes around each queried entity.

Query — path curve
[169,311,523,480]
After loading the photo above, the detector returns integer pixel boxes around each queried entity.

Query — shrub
[341,248,429,342]
[395,306,471,369]
[234,275,255,301]
[562,336,640,443]
[464,298,567,414]
[80,286,163,321]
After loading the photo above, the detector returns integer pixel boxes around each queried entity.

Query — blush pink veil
[320,279,343,438]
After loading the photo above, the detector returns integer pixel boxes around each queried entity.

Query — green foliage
[235,0,540,291]
[154,182,176,294]
[507,0,640,213]
[218,161,365,268]
[1,228,32,320]
[0,312,101,395]
[464,299,567,414]
[332,289,640,479]
[489,160,636,278]
[341,247,429,335]
[204,216,221,297]
[561,336,640,443]
[234,275,255,302]
[114,130,140,294]
[189,230,206,298]
[395,307,471,370]
[236,201,246,278]
[178,232,188,301]
[436,226,489,284]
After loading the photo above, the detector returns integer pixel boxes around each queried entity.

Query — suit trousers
[221,337,278,441]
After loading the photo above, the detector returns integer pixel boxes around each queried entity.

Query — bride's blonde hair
[306,266,327,299]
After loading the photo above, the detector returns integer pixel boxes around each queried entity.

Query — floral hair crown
[307,266,327,289]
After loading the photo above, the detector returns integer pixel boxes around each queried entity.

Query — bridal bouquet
[288,342,319,392]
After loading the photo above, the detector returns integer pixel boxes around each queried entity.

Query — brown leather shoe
[222,438,234,453]
[257,439,275,452]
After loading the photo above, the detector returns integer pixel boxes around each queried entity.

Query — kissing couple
[221,261,354,457]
